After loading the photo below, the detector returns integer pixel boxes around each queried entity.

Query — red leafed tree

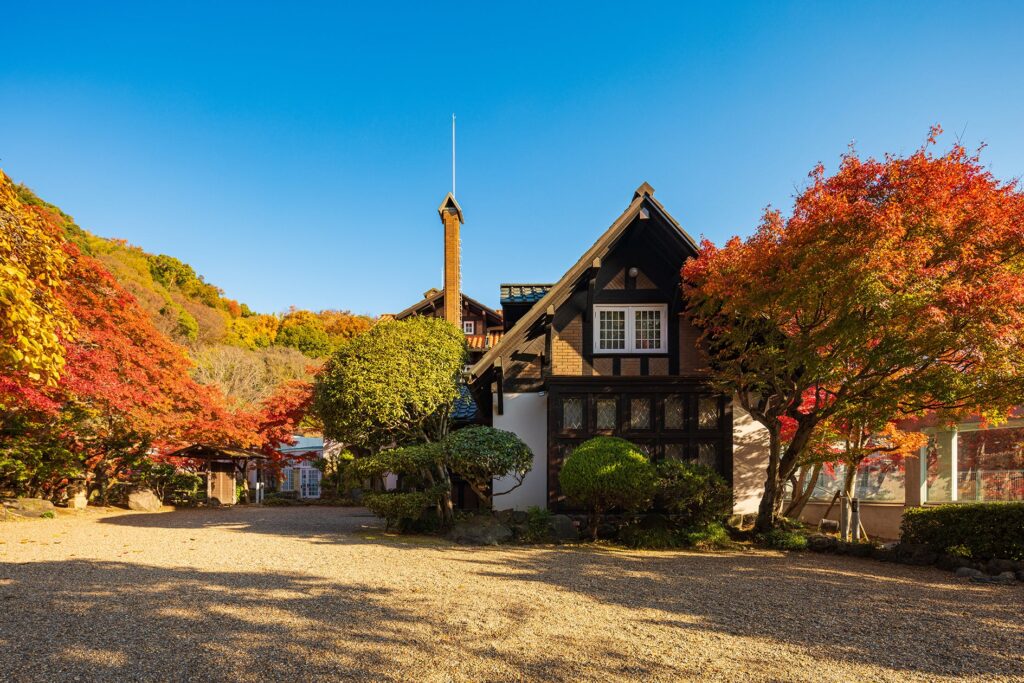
[683,128,1024,531]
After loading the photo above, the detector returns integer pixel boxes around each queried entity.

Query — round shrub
[445,426,534,504]
[559,437,656,540]
[655,460,732,529]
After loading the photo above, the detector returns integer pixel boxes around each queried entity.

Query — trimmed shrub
[619,514,681,549]
[558,437,656,540]
[362,486,446,531]
[655,460,732,528]
[759,528,808,551]
[901,503,1024,561]
[445,426,534,505]
[521,505,554,543]
[684,522,736,550]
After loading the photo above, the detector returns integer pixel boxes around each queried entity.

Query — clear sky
[3,2,1022,316]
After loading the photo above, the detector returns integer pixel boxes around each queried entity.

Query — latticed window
[698,396,721,429]
[596,398,617,431]
[634,308,662,350]
[597,309,626,351]
[630,398,651,430]
[664,395,685,430]
[593,305,666,353]
[698,442,719,468]
[562,398,583,431]
[664,443,686,461]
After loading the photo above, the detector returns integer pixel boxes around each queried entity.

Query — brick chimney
[438,192,464,327]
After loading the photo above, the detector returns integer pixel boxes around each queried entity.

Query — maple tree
[683,128,1024,531]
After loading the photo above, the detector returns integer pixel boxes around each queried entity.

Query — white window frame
[463,320,475,334]
[593,304,667,354]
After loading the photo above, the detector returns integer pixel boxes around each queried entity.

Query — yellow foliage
[0,171,71,384]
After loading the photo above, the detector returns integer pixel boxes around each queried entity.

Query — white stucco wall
[732,400,769,515]
[491,392,548,511]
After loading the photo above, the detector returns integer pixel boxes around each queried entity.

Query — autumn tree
[0,171,71,385]
[683,128,1024,532]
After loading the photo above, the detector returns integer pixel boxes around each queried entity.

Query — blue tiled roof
[500,283,553,305]
[452,384,479,423]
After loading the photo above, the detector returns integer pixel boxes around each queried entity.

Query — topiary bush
[654,460,732,529]
[362,486,446,531]
[901,502,1024,561]
[558,436,656,540]
[445,426,534,505]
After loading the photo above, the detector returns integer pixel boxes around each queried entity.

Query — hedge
[901,502,1024,561]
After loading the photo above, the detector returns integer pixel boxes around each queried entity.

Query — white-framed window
[593,304,667,353]
[463,320,475,334]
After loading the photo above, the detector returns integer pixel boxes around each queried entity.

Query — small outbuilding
[164,444,268,505]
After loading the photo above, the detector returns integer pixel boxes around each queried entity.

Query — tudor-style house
[468,183,768,514]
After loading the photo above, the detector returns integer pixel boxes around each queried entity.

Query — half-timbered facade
[469,183,768,513]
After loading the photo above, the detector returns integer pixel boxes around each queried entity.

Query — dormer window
[594,304,666,353]
[463,320,476,335]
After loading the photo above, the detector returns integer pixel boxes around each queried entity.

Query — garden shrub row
[901,502,1024,561]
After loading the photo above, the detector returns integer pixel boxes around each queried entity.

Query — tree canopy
[683,128,1024,530]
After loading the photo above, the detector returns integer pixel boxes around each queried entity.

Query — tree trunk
[754,428,782,533]
[784,462,823,518]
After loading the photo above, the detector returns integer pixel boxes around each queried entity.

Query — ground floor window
[280,465,322,499]
[927,425,1024,503]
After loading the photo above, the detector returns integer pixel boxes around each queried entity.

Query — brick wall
[551,315,583,375]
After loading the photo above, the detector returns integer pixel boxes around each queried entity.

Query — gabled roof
[392,288,502,322]
[469,182,698,379]
[438,192,464,223]
[500,284,554,305]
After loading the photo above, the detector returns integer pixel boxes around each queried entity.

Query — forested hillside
[13,180,373,408]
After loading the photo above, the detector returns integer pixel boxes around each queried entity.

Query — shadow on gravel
[457,546,1024,680]
[0,559,427,681]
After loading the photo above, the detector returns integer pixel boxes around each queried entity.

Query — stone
[550,514,579,542]
[6,498,56,518]
[807,534,837,552]
[446,515,513,546]
[511,510,528,525]
[69,489,88,510]
[997,571,1017,583]
[955,566,984,579]
[985,558,1016,575]
[818,519,840,533]
[1016,570,1024,583]
[936,553,972,571]
[127,489,163,512]
[895,543,938,566]
[848,542,874,558]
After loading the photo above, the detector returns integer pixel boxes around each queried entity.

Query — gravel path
[1,506,1021,682]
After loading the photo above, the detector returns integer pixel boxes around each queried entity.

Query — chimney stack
[438,193,464,328]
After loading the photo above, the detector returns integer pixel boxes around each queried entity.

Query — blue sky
[3,2,1022,316]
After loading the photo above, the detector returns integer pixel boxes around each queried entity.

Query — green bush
[362,487,445,531]
[655,460,732,528]
[684,522,735,550]
[445,426,534,505]
[521,506,554,543]
[901,503,1024,561]
[559,437,656,540]
[619,515,681,550]
[759,528,808,551]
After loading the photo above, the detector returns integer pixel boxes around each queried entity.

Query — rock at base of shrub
[4,498,57,518]
[872,542,900,562]
[955,566,984,579]
[447,515,513,546]
[1016,569,1024,583]
[985,558,1017,576]
[550,514,579,542]
[894,543,938,566]
[807,534,837,552]
[970,571,1017,585]
[127,489,163,512]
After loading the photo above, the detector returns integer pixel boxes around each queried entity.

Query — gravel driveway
[1,506,1021,682]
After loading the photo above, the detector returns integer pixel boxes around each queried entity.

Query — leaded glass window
[634,308,663,351]
[664,443,686,461]
[698,396,721,429]
[630,398,651,430]
[664,395,685,430]
[698,442,719,468]
[596,398,617,431]
[562,398,583,431]
[597,309,626,351]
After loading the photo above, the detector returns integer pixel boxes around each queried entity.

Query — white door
[299,468,321,499]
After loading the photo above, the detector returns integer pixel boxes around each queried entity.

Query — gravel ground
[0,506,1021,683]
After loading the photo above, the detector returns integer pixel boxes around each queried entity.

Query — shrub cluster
[901,503,1024,561]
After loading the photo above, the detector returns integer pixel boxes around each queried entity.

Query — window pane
[698,442,719,469]
[598,309,626,350]
[630,398,651,430]
[698,397,720,429]
[926,433,955,503]
[596,398,617,431]
[664,443,686,461]
[562,398,583,431]
[956,427,1024,502]
[665,395,685,430]
[634,308,662,350]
